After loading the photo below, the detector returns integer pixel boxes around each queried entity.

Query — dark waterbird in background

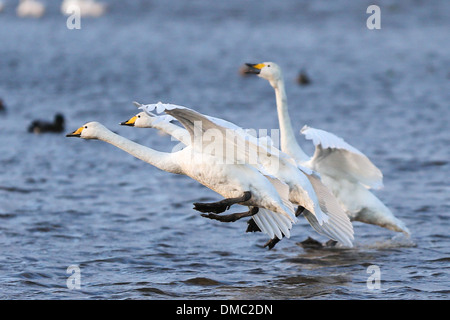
[28,113,65,134]
[296,70,311,86]
[0,99,6,113]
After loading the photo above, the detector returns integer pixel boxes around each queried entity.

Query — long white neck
[271,76,310,162]
[97,128,182,174]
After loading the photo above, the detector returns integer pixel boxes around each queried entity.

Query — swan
[61,0,106,17]
[66,121,298,241]
[16,0,45,18]
[124,102,354,247]
[243,62,410,235]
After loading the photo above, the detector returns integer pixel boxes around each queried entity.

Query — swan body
[61,0,106,17]
[17,0,45,18]
[244,62,410,235]
[127,102,354,246]
[67,121,297,240]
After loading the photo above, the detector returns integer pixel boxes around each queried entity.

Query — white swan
[66,121,298,240]
[243,62,410,235]
[17,0,45,18]
[61,0,106,17]
[124,102,354,247]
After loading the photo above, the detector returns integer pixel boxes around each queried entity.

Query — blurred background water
[0,0,449,299]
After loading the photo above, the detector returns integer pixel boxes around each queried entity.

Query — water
[0,0,449,300]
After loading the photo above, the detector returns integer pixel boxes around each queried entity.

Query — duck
[66,120,298,241]
[0,99,6,113]
[123,102,354,248]
[296,70,311,86]
[28,113,65,134]
[242,62,410,235]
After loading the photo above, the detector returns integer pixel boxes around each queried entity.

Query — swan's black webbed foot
[194,202,231,214]
[201,207,258,223]
[193,191,251,214]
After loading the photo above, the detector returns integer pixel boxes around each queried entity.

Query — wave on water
[364,234,417,249]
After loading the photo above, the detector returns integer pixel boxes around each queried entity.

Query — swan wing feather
[301,126,383,189]
[302,173,354,246]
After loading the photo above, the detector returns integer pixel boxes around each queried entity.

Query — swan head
[243,62,282,86]
[66,121,106,139]
[120,112,152,128]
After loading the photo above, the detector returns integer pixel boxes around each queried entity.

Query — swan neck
[273,78,309,161]
[98,129,181,174]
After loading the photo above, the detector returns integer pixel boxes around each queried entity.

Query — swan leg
[201,207,258,223]
[193,191,251,214]
[262,206,306,250]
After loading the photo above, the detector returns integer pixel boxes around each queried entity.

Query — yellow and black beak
[243,63,265,75]
[120,116,137,127]
[66,126,84,138]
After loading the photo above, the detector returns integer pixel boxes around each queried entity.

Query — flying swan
[66,120,298,241]
[243,62,410,235]
[123,102,354,247]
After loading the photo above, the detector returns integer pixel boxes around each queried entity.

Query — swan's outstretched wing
[137,102,223,152]
[263,174,296,219]
[133,103,191,145]
[151,105,261,165]
[301,126,383,189]
[136,101,240,130]
[252,174,297,239]
[136,101,282,162]
[257,171,354,245]
[301,172,354,247]
[133,101,178,125]
[253,208,294,239]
